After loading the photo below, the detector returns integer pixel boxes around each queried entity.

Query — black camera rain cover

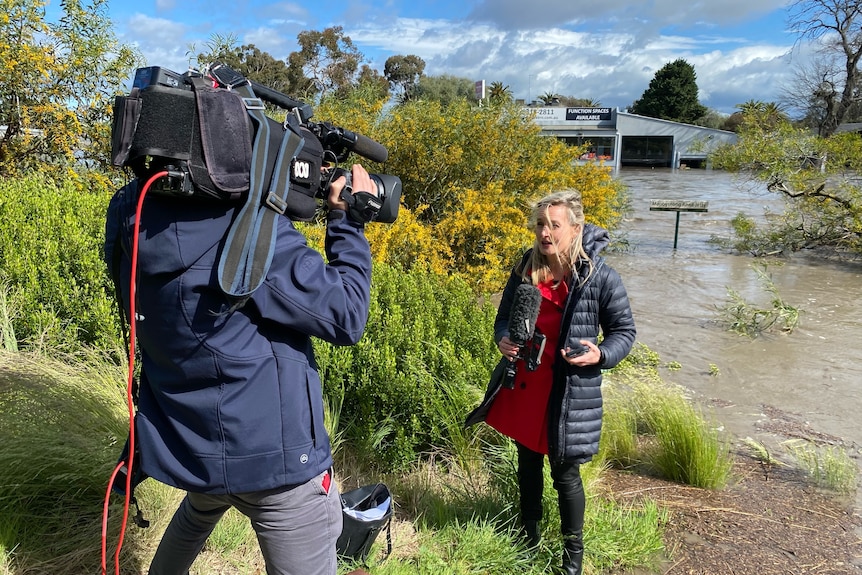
[190,86,253,199]
[285,126,324,221]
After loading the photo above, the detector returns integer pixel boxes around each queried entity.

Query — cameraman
[104,164,378,575]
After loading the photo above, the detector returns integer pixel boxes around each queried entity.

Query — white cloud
[111,0,812,115]
[120,14,197,72]
[344,8,804,114]
[243,26,304,60]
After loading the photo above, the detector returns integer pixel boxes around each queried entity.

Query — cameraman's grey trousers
[148,470,342,575]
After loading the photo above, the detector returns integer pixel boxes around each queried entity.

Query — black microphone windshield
[508,284,542,345]
[346,131,388,163]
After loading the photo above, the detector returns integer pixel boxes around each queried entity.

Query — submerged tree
[711,108,862,256]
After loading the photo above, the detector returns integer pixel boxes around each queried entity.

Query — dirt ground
[601,405,862,575]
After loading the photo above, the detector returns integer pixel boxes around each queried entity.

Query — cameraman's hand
[328,164,377,212]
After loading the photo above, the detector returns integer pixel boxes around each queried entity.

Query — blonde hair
[522,190,593,286]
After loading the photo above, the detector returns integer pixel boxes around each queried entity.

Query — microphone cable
[100,170,166,575]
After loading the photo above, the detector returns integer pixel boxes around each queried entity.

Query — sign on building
[566,108,613,121]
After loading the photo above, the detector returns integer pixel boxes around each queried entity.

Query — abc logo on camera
[291,159,313,185]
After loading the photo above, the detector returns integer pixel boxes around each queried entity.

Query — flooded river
[606,168,862,472]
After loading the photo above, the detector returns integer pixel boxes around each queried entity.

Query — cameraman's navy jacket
[104,180,372,494]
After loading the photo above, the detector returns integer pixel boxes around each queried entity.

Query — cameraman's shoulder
[108,180,138,213]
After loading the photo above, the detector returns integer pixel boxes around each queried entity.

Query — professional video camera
[110,63,401,223]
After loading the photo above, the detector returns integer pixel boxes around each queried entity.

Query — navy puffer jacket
[494,224,636,463]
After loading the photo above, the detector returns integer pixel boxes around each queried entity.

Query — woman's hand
[562,341,601,366]
[498,336,520,361]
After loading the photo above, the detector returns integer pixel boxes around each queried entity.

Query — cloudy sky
[53,0,813,115]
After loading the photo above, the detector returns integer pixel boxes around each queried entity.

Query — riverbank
[602,448,862,575]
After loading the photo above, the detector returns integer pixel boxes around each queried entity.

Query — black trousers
[516,442,585,549]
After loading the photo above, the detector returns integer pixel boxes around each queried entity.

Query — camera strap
[199,67,306,298]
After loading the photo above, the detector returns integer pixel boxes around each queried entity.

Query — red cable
[100,461,125,572]
[101,170,167,575]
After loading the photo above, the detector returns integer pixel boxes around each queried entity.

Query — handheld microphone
[508,284,541,346]
[502,284,544,388]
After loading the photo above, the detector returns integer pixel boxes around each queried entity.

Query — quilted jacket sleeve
[596,265,636,369]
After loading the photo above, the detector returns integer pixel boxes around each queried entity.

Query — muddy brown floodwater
[605,168,862,502]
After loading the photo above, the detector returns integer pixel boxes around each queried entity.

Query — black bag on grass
[336,483,393,562]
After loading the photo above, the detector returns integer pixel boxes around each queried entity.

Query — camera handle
[333,169,383,224]
[208,62,314,123]
[524,332,547,371]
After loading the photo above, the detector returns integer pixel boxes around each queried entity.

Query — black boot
[561,542,583,575]
[552,460,585,575]
[521,519,540,548]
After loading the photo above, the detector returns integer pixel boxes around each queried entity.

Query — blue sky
[53,0,811,115]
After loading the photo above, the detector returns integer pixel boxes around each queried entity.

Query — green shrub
[316,262,499,468]
[0,172,119,352]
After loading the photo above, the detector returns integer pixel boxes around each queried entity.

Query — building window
[558,136,615,161]
[620,136,673,167]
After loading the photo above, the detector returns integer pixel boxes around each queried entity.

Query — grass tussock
[0,350,136,574]
[783,439,858,494]
[602,372,734,490]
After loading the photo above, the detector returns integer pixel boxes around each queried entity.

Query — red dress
[485,279,568,454]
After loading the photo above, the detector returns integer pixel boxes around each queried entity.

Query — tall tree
[0,0,139,176]
[384,54,425,101]
[488,81,513,104]
[197,37,292,98]
[409,74,478,107]
[356,64,390,101]
[286,26,364,100]
[539,92,561,105]
[630,59,707,123]
[787,0,862,136]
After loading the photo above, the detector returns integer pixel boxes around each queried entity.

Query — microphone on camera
[339,128,389,164]
[508,284,542,346]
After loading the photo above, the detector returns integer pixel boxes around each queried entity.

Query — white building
[525,106,738,171]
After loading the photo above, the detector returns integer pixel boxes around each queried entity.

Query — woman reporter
[477,190,636,574]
